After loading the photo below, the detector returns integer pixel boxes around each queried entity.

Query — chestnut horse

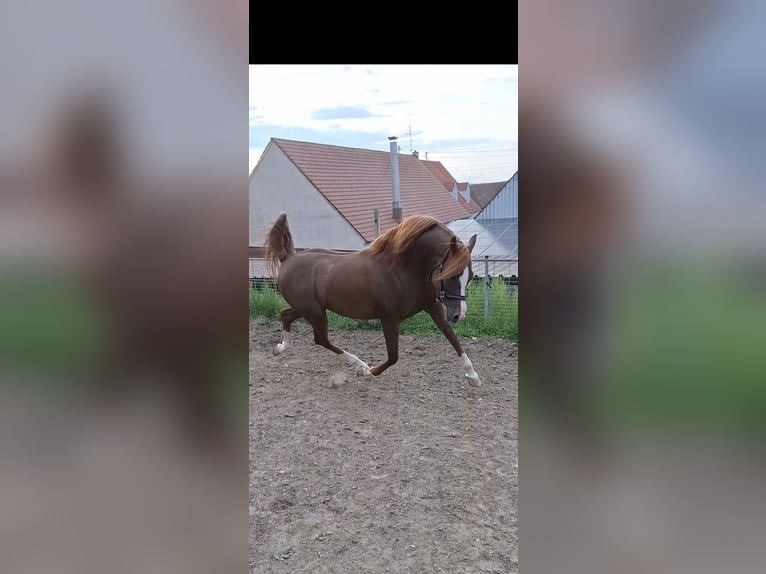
[264,213,481,386]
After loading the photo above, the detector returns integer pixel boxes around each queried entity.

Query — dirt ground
[249,318,518,573]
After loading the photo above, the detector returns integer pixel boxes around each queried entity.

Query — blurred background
[520,0,766,572]
[0,1,247,572]
[4,0,766,570]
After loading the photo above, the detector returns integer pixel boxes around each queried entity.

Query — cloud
[425,137,511,149]
[312,106,379,120]
[249,106,263,123]
[250,124,383,151]
[248,64,518,182]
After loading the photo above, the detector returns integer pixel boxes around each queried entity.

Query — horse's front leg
[425,301,481,387]
[306,311,372,376]
[369,318,399,376]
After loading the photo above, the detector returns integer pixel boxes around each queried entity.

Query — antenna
[408,123,412,153]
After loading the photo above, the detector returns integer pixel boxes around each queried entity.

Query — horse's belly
[317,275,374,318]
[325,299,376,320]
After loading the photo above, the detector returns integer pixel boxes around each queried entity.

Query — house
[447,171,518,277]
[249,137,476,252]
[469,181,506,210]
[421,160,481,215]
[476,171,518,221]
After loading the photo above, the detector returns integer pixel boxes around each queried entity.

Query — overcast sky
[249,65,518,184]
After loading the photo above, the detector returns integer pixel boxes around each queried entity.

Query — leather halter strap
[432,261,467,304]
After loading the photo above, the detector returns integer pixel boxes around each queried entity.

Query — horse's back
[278,250,351,292]
[278,250,382,318]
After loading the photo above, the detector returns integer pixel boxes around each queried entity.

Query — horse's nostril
[452,315,460,323]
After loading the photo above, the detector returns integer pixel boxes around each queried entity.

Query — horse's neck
[402,251,436,275]
[404,228,448,276]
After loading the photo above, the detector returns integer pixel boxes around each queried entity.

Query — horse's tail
[264,212,295,277]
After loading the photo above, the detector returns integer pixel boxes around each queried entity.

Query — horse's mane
[435,242,471,281]
[367,215,470,280]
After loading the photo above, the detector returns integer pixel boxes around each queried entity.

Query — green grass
[583,260,766,437]
[0,276,111,378]
[249,278,518,340]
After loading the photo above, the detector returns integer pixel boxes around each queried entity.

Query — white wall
[249,143,367,250]
[477,172,518,221]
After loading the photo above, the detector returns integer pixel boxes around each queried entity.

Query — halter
[433,262,467,304]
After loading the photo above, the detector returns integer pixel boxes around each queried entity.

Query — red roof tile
[458,194,481,214]
[421,161,481,214]
[421,160,457,192]
[272,138,474,242]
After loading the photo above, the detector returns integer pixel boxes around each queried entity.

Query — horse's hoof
[273,345,284,356]
[466,374,482,387]
[356,366,372,377]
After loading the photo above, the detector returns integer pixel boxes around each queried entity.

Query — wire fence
[472,257,518,319]
[249,257,518,320]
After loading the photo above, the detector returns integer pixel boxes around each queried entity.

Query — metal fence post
[484,255,489,318]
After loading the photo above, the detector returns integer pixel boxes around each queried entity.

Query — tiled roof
[421,161,481,214]
[458,194,481,214]
[421,160,457,192]
[469,181,506,209]
[272,138,474,242]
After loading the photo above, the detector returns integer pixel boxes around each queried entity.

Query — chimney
[388,136,402,222]
[412,150,419,159]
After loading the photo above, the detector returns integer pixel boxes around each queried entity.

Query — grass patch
[584,260,766,437]
[249,278,518,340]
[249,282,285,319]
[0,276,111,377]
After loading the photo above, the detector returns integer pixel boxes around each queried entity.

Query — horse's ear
[449,236,459,252]
[467,234,477,253]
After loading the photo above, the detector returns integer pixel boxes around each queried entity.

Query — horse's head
[438,234,477,323]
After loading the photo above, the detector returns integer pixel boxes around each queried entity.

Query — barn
[469,181,507,210]
[448,171,519,277]
[476,171,518,220]
[249,137,475,259]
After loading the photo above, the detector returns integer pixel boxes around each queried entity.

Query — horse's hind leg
[273,307,301,356]
[307,311,372,376]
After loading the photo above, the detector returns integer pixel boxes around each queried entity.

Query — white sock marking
[461,352,481,386]
[457,267,470,321]
[274,330,292,354]
[342,351,371,375]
